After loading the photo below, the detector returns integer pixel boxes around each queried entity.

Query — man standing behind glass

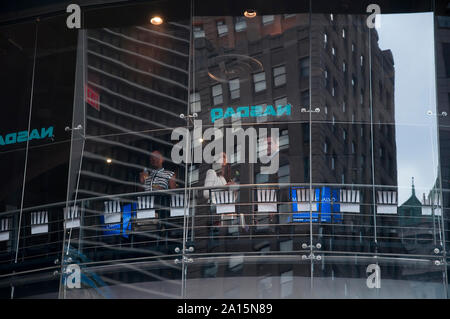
[140,150,176,191]
[138,150,176,246]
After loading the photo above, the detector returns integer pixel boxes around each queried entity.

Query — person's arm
[203,169,217,199]
[169,173,177,189]
[139,170,148,184]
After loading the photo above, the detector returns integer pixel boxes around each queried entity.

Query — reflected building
[78,24,191,198]
[188,13,398,292]
[1,0,449,299]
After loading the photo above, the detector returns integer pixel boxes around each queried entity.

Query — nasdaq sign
[211,104,291,123]
[0,127,54,146]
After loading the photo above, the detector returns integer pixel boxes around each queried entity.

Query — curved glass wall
[0,0,448,298]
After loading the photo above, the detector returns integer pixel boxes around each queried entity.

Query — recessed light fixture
[150,16,163,25]
[106,158,112,164]
[244,10,257,18]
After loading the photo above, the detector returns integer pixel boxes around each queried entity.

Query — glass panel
[312,255,446,298]
[186,254,311,298]
[15,16,78,292]
[0,21,36,282]
[61,1,191,298]
[436,7,450,297]
[189,4,312,297]
[310,12,375,256]
[372,12,442,256]
[1,269,60,299]
[60,258,183,298]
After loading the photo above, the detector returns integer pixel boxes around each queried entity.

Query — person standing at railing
[203,152,246,234]
[203,152,235,199]
[139,150,176,191]
[139,150,176,245]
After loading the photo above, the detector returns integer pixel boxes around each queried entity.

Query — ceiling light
[106,158,112,164]
[150,16,163,25]
[244,10,257,18]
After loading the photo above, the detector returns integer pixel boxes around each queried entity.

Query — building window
[262,15,275,25]
[360,55,364,67]
[343,129,347,141]
[352,142,355,153]
[253,72,266,92]
[212,84,223,105]
[342,100,346,113]
[258,276,273,298]
[331,46,336,57]
[229,78,240,100]
[352,43,355,52]
[273,65,287,87]
[330,14,334,21]
[379,81,383,101]
[343,61,346,73]
[280,271,293,298]
[342,28,346,38]
[324,141,328,154]
[331,156,335,170]
[190,92,201,112]
[360,90,364,105]
[443,43,450,77]
[304,156,310,179]
[332,79,337,97]
[324,33,328,48]
[303,123,310,143]
[361,126,364,137]
[341,173,345,184]
[301,90,309,106]
[299,57,309,77]
[324,105,328,115]
[228,255,244,272]
[235,17,247,32]
[280,240,293,251]
[193,25,205,38]
[284,14,296,19]
[274,96,287,107]
[217,20,228,37]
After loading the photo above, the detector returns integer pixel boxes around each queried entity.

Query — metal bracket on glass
[65,124,83,132]
[179,113,198,119]
[426,110,447,117]
[301,243,322,249]
[434,259,444,266]
[301,108,320,113]
[301,253,322,261]
[174,256,194,264]
[174,246,195,264]
[174,246,194,254]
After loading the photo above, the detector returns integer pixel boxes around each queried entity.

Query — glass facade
[0,0,449,298]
